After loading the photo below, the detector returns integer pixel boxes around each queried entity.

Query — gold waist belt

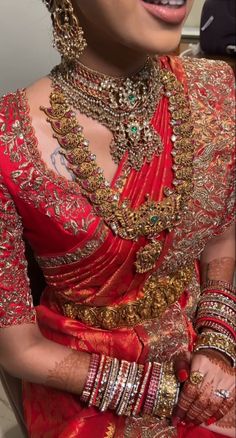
[59,266,193,330]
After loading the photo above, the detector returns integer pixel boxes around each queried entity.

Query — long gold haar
[42,59,194,273]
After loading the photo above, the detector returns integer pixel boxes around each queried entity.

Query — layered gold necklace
[42,59,194,273]
[50,58,163,170]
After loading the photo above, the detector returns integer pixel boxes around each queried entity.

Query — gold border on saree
[58,266,193,329]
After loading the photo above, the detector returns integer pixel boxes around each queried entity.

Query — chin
[127,29,182,56]
[125,0,190,55]
[150,37,182,55]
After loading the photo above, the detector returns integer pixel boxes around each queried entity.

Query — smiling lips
[141,0,187,25]
[142,0,186,5]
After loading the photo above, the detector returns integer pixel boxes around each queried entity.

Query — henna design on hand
[197,351,235,376]
[216,405,236,429]
[46,351,87,395]
[205,257,235,283]
[185,381,213,423]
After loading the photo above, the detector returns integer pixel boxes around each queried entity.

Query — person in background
[200,0,236,55]
[0,1,235,437]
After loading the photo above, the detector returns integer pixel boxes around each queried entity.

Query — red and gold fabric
[0,56,235,437]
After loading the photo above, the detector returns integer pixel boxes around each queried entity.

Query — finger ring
[214,389,230,399]
[189,371,204,385]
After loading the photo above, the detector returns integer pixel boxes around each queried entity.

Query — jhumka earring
[45,0,87,61]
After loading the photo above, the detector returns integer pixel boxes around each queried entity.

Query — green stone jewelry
[50,57,163,170]
[42,61,195,274]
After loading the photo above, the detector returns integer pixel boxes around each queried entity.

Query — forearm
[0,323,180,418]
[194,223,235,365]
[0,324,90,395]
[200,223,235,283]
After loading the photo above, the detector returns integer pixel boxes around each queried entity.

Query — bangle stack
[81,355,179,418]
[195,280,236,342]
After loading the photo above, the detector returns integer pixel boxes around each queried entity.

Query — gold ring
[189,371,204,386]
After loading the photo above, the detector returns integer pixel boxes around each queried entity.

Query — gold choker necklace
[50,58,163,170]
[42,60,194,274]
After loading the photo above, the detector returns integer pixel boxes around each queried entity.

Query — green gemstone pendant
[131,126,138,134]
[128,94,136,105]
[150,215,159,225]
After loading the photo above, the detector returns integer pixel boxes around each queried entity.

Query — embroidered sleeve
[0,93,36,328]
[214,63,235,235]
[159,59,235,274]
[0,177,36,328]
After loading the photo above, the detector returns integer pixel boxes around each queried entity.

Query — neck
[78,45,148,78]
[74,11,148,77]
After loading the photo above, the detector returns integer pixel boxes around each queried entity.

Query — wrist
[194,282,236,343]
[194,347,232,367]
[194,332,236,368]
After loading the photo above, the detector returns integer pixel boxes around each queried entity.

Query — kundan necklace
[50,58,163,170]
[42,59,194,273]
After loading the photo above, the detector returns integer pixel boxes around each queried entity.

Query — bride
[0,1,235,437]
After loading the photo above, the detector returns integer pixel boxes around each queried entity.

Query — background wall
[0,0,205,96]
[186,0,205,27]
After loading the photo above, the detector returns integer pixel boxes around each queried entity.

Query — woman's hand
[173,350,235,427]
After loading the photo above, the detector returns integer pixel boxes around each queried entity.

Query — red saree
[0,56,235,438]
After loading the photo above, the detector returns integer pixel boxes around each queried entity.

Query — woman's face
[74,0,194,55]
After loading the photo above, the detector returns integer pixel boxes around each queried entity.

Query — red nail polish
[206,417,217,426]
[178,370,189,382]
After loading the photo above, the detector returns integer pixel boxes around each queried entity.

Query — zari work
[58,265,193,329]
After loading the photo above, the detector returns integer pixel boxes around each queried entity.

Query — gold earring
[52,0,87,61]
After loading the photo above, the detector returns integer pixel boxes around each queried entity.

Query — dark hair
[43,0,54,12]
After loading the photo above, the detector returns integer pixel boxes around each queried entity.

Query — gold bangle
[153,362,179,418]
[194,332,236,367]
[199,294,236,312]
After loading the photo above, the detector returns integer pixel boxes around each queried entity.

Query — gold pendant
[135,240,163,273]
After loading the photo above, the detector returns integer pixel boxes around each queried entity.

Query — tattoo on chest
[50,147,75,181]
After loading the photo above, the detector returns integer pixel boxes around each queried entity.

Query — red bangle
[132,362,152,416]
[201,281,236,294]
[143,362,161,415]
[109,360,130,411]
[89,355,106,407]
[202,289,236,303]
[81,353,100,403]
[196,316,236,340]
